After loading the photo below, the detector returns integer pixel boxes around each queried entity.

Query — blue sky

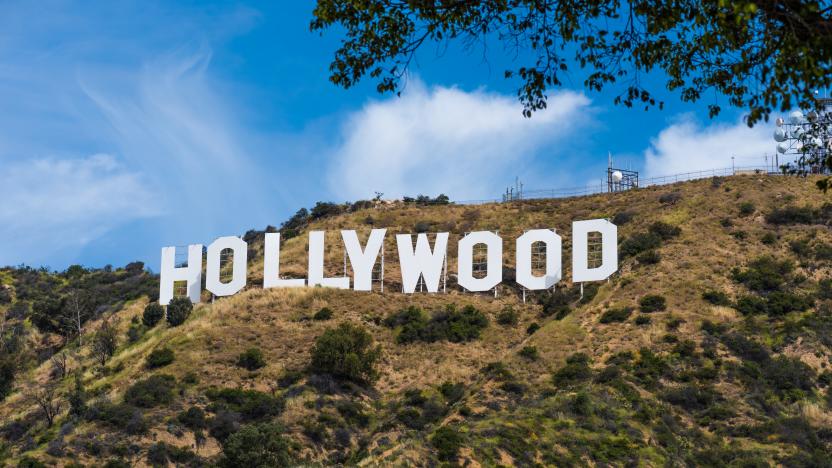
[0,1,779,271]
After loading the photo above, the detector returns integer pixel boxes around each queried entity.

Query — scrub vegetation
[1,175,832,466]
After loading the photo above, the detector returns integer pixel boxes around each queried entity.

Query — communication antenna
[773,97,832,174]
[607,152,638,192]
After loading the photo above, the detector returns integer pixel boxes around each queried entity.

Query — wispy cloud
[326,79,593,200]
[643,116,774,177]
[0,1,270,267]
[0,155,159,264]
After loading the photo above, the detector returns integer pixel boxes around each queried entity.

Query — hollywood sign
[159,219,617,305]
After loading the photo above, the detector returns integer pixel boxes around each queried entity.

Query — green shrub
[620,232,661,258]
[659,191,682,204]
[765,291,814,316]
[221,422,295,466]
[648,221,681,240]
[612,211,634,225]
[166,297,193,327]
[732,256,794,292]
[439,381,465,404]
[431,426,463,462]
[765,205,816,225]
[85,401,147,434]
[124,374,176,408]
[312,307,333,321]
[790,239,812,257]
[634,315,651,326]
[819,279,832,300]
[639,295,667,312]
[309,322,381,383]
[335,400,370,427]
[142,303,165,328]
[814,243,832,260]
[734,295,768,315]
[739,202,755,216]
[552,353,592,386]
[760,232,777,245]
[702,290,731,306]
[540,287,580,319]
[636,250,661,265]
[599,307,633,323]
[237,348,266,371]
[519,346,539,360]
[0,358,15,402]
[178,406,207,430]
[206,387,285,421]
[146,347,175,369]
[526,322,540,335]
[496,307,519,326]
[385,304,488,344]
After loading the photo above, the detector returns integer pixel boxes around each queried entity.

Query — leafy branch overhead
[311,0,832,124]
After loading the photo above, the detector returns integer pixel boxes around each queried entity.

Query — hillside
[2,174,832,467]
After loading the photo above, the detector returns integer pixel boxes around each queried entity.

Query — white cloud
[643,116,774,177]
[0,155,159,263]
[326,80,592,200]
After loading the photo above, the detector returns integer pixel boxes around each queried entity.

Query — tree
[311,1,831,125]
[30,383,62,427]
[63,290,90,346]
[50,352,69,380]
[92,320,118,366]
[166,297,193,327]
[309,322,382,384]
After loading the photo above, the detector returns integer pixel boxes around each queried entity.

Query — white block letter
[458,231,503,292]
[572,219,618,282]
[206,236,248,297]
[263,233,305,288]
[516,229,562,290]
[308,231,350,288]
[342,229,386,291]
[159,244,203,305]
[396,233,448,293]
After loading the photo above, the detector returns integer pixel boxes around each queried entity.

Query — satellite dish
[777,142,789,153]
[611,170,623,182]
[793,126,805,139]
[789,110,804,124]
[774,127,787,142]
[776,117,785,127]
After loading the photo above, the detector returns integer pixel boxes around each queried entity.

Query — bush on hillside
[313,307,333,321]
[166,297,193,327]
[142,303,165,328]
[540,287,580,319]
[146,347,175,369]
[648,221,681,240]
[431,426,463,462]
[519,346,539,360]
[309,323,381,384]
[612,211,634,225]
[635,315,651,325]
[765,205,816,225]
[384,304,488,344]
[702,290,731,306]
[221,422,295,467]
[497,307,518,326]
[178,406,207,430]
[552,353,592,386]
[639,295,667,312]
[731,256,793,292]
[526,322,540,335]
[599,307,633,323]
[739,201,755,216]
[760,232,778,245]
[237,348,266,371]
[206,387,284,421]
[124,374,176,408]
[620,232,662,258]
[85,401,147,434]
[637,250,661,265]
[659,191,682,204]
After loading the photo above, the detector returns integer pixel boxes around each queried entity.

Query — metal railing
[452,165,776,205]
